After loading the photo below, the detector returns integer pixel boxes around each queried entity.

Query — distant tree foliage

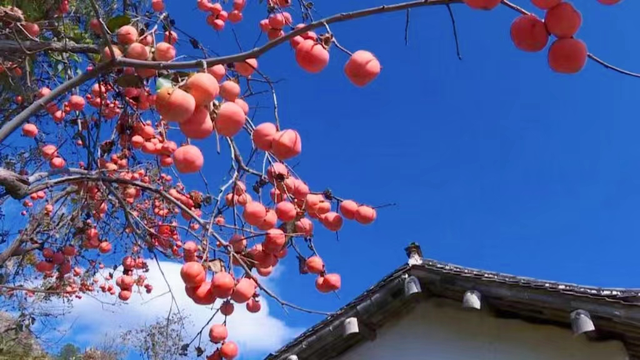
[120,312,189,360]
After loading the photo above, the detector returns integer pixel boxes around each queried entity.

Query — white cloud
[51,260,303,359]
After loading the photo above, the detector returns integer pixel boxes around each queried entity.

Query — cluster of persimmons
[12,0,380,358]
[4,0,623,358]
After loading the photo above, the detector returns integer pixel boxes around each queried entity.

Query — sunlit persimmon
[275,201,297,221]
[270,0,291,6]
[234,98,249,114]
[355,205,377,225]
[544,2,582,39]
[295,217,313,236]
[214,102,246,137]
[548,38,587,74]
[69,95,86,111]
[161,141,177,155]
[257,265,273,277]
[271,129,301,160]
[212,19,225,31]
[531,0,561,9]
[62,245,76,257]
[41,145,58,160]
[23,22,40,37]
[152,0,165,11]
[321,212,343,231]
[339,200,358,220]
[212,272,235,298]
[125,43,150,60]
[101,46,122,61]
[220,81,241,101]
[295,39,329,73]
[259,19,270,32]
[139,34,154,46]
[257,209,278,231]
[462,0,501,10]
[231,278,255,303]
[263,229,286,253]
[243,202,267,225]
[246,298,261,313]
[270,188,285,203]
[181,262,206,287]
[228,10,243,23]
[344,50,381,87]
[154,42,176,61]
[122,256,135,270]
[286,178,310,199]
[220,341,239,360]
[180,106,214,139]
[117,25,138,45]
[315,275,330,293]
[510,15,549,53]
[155,87,196,123]
[98,241,112,254]
[268,13,287,29]
[118,290,132,301]
[164,30,178,44]
[267,162,289,183]
[220,300,234,315]
[207,64,226,82]
[252,122,277,151]
[305,194,324,210]
[209,324,228,343]
[323,273,341,291]
[22,123,38,137]
[229,234,246,252]
[190,281,216,305]
[185,73,219,106]
[232,0,246,10]
[305,256,324,274]
[51,252,65,265]
[36,261,54,273]
[234,59,257,77]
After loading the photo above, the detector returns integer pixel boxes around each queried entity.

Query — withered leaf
[298,255,309,275]
[205,259,225,273]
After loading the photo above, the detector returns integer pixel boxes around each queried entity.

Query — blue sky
[5,0,640,359]
[195,0,640,334]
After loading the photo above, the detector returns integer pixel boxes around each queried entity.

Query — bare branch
[115,0,465,70]
[0,168,29,199]
[0,40,100,55]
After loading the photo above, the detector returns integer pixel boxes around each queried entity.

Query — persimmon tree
[0,0,632,358]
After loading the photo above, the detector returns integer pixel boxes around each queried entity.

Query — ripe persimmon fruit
[344,50,381,87]
[463,0,501,10]
[510,15,549,52]
[173,145,204,173]
[548,38,587,74]
[544,2,582,39]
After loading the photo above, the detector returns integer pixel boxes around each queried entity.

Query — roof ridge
[418,258,640,294]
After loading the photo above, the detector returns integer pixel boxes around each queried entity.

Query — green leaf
[116,74,143,88]
[106,15,132,33]
[155,77,173,92]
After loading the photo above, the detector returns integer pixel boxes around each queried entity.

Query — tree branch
[0,168,29,199]
[0,40,101,55]
[0,186,76,267]
[115,0,464,70]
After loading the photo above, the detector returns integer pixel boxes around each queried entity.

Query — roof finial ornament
[404,242,423,265]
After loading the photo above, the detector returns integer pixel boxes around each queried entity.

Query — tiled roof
[265,243,640,360]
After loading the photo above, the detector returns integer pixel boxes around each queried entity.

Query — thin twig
[446,4,462,60]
